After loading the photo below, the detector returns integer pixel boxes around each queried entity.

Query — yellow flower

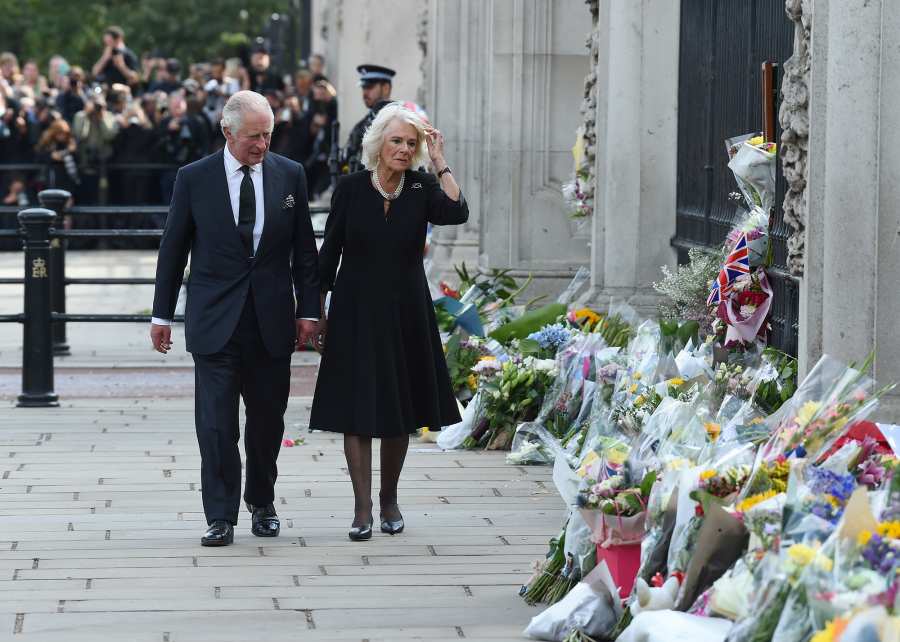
[467,374,477,391]
[668,377,685,387]
[705,422,721,442]
[700,469,717,481]
[858,530,873,547]
[634,395,645,406]
[787,544,816,567]
[787,543,832,571]
[823,494,842,509]
[574,308,601,325]
[749,417,765,425]
[876,521,900,540]
[629,384,639,394]
[633,372,642,381]
[795,401,823,428]
[810,617,848,642]
[478,355,496,362]
[737,490,778,513]
[748,135,765,147]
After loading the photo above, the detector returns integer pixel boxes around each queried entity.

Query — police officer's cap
[357,64,395,87]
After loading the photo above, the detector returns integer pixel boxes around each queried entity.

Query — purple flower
[861,535,900,575]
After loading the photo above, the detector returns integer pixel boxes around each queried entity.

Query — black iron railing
[674,0,798,356]
[0,190,328,407]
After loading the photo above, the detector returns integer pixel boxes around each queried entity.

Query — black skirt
[309,170,469,438]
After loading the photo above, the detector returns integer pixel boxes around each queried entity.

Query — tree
[0,0,288,73]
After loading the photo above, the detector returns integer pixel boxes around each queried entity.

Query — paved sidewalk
[0,397,562,641]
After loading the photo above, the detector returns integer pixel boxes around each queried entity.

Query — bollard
[17,208,59,408]
[38,189,71,356]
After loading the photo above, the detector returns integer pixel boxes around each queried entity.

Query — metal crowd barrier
[0,189,328,408]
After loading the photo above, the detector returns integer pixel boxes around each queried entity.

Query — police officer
[344,64,395,171]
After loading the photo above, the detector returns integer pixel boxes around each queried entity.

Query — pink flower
[282,439,295,448]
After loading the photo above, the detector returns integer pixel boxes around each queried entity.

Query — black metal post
[38,189,71,356]
[17,208,59,408]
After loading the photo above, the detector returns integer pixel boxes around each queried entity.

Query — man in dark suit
[150,90,320,547]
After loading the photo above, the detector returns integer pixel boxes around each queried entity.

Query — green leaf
[624,493,643,513]
[639,471,657,498]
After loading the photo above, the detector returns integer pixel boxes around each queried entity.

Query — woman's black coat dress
[310,169,468,438]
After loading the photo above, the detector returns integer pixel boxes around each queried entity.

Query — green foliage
[0,0,285,69]
[443,334,481,402]
[653,247,722,334]
[754,347,798,415]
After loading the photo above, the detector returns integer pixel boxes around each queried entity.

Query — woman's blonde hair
[360,102,429,171]
[37,119,72,152]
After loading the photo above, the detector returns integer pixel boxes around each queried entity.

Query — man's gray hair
[360,102,429,170]
[221,90,273,134]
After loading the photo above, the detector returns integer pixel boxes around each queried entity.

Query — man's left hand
[296,319,318,351]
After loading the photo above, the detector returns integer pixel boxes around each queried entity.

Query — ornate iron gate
[673,0,799,356]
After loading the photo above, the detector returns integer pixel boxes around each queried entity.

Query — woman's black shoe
[380,506,404,535]
[349,519,373,541]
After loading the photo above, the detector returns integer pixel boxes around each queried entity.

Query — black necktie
[238,165,255,256]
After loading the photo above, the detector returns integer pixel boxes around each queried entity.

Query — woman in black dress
[310,102,467,540]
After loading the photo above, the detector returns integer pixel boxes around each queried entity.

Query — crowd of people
[0,26,339,209]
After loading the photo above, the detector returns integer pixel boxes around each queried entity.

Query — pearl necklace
[371,170,405,200]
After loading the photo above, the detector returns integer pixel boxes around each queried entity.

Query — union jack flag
[707,233,750,306]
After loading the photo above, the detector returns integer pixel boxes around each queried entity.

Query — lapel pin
[282,194,295,209]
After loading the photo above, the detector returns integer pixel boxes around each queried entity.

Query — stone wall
[311,0,425,146]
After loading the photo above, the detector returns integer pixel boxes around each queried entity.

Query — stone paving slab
[0,397,562,641]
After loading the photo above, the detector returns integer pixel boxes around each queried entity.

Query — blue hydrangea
[528,324,572,351]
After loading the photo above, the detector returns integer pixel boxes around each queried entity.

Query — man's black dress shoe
[201,520,234,547]
[248,503,280,537]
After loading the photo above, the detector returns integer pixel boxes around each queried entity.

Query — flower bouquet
[714,268,773,350]
[521,526,580,605]
[562,166,594,219]
[742,354,888,499]
[725,132,777,213]
[521,323,575,360]
[577,470,657,598]
[463,356,557,450]
[507,334,609,465]
[609,366,664,439]
[724,541,833,642]
[442,334,486,404]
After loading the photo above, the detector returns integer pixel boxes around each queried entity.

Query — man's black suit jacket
[152,150,320,356]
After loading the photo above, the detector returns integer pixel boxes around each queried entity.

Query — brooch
[411,182,423,189]
[282,194,295,209]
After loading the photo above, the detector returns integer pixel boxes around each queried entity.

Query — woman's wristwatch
[437,166,452,178]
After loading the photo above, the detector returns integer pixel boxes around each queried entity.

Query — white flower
[472,360,501,375]
[532,358,557,372]
[739,303,757,318]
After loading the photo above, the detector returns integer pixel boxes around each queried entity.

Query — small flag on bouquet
[433,296,485,336]
[707,233,751,305]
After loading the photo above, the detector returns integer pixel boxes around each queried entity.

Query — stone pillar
[424,0,487,284]
[473,0,592,300]
[803,0,900,419]
[587,0,680,316]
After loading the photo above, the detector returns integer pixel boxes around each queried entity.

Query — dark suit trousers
[192,293,291,525]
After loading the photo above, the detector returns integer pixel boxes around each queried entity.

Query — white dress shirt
[152,147,317,326]
[223,143,265,253]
